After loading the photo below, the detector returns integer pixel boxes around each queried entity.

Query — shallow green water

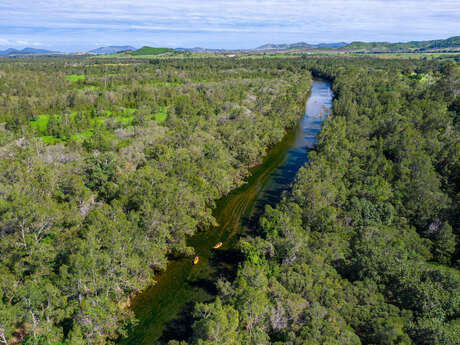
[121,80,333,345]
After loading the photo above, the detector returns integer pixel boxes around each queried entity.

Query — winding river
[121,79,333,344]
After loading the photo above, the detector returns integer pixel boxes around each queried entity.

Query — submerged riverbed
[121,79,333,344]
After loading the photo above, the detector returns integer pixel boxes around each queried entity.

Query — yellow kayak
[193,256,199,265]
[212,242,223,249]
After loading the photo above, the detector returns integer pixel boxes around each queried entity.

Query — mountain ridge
[344,36,460,51]
[89,45,136,54]
[0,47,58,56]
[1,36,459,56]
[256,42,347,50]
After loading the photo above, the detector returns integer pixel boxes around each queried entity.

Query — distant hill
[176,47,229,53]
[313,42,348,49]
[256,42,347,50]
[128,46,180,56]
[255,36,460,53]
[0,47,58,56]
[21,48,56,54]
[0,48,19,56]
[344,36,460,52]
[89,46,135,54]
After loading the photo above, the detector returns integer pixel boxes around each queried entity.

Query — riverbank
[120,79,333,345]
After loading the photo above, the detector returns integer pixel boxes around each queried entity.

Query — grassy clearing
[30,110,133,133]
[116,116,134,125]
[154,112,167,123]
[41,136,63,145]
[30,107,166,144]
[66,74,86,82]
[41,129,100,144]
[30,115,51,134]
[70,129,94,143]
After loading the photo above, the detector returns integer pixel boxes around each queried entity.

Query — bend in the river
[121,79,333,345]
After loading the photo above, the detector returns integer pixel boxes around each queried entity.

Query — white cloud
[0,0,458,50]
[0,37,44,48]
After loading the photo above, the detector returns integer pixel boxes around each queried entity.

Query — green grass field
[30,114,52,133]
[41,136,63,145]
[30,107,167,144]
[66,74,86,82]
[154,111,167,123]
[70,129,94,143]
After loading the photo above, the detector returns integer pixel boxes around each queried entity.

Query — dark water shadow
[189,278,218,296]
[159,301,195,343]
[209,248,245,281]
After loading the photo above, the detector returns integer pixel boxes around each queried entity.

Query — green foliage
[1,55,458,345]
[190,57,460,345]
[0,57,312,344]
[30,114,51,134]
[83,153,117,191]
[66,74,86,82]
[154,111,168,123]
[192,298,240,345]
[431,222,456,264]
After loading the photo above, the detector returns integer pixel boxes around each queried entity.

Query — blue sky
[0,0,459,51]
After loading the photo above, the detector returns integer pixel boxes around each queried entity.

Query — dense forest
[175,57,460,345]
[0,55,459,345]
[0,57,311,344]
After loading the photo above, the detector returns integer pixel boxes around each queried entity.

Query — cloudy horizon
[1,0,459,52]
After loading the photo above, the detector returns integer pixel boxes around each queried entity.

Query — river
[121,79,333,344]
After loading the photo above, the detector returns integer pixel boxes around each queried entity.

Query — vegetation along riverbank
[0,54,459,345]
[0,57,311,344]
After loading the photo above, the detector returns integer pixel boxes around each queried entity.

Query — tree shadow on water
[189,277,219,296]
[209,248,244,281]
[160,300,195,343]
